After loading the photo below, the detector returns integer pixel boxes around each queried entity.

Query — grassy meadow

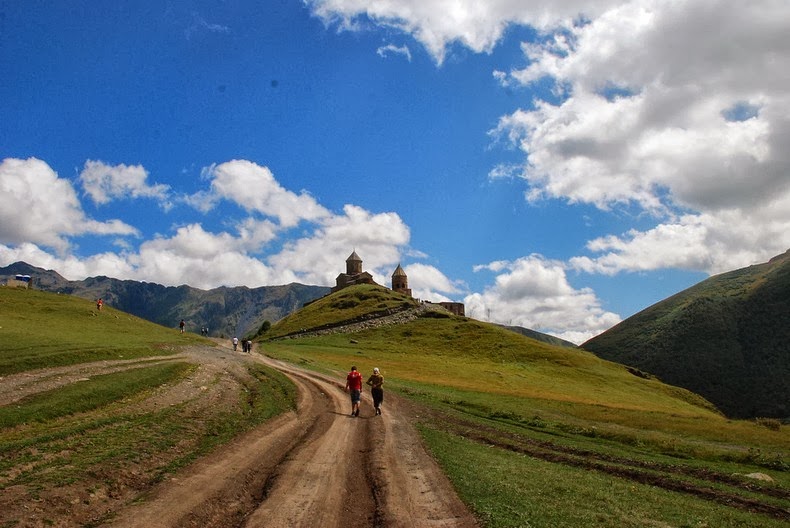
[0,286,296,525]
[262,285,789,527]
[1,284,787,527]
[0,287,206,374]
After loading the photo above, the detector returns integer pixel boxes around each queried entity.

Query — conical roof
[346,250,362,262]
[392,264,407,277]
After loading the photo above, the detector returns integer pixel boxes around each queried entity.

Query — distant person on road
[366,367,384,415]
[246,340,253,353]
[96,298,103,311]
[345,366,363,417]
[232,336,239,351]
[179,320,185,333]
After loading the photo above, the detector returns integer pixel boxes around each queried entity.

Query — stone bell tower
[391,264,412,297]
[346,250,363,275]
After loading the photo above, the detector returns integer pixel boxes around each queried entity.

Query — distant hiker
[96,298,103,311]
[345,366,363,417]
[366,367,384,415]
[232,336,239,351]
[246,340,253,353]
[179,320,185,334]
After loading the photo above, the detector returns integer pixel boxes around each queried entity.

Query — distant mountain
[0,262,330,338]
[582,250,790,419]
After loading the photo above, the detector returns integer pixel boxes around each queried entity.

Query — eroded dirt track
[107,351,478,528]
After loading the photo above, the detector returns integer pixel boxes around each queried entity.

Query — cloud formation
[80,160,171,206]
[376,44,412,62]
[488,0,790,273]
[197,160,331,228]
[308,0,617,64]
[0,157,413,291]
[306,0,790,340]
[465,255,620,344]
[0,158,138,253]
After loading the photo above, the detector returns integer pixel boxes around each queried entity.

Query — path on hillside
[107,346,479,528]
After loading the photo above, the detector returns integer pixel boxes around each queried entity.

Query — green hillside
[0,286,296,527]
[582,250,790,419]
[263,284,789,526]
[267,283,419,338]
[2,284,788,527]
[0,286,206,374]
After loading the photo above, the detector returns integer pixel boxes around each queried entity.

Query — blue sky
[2,1,789,343]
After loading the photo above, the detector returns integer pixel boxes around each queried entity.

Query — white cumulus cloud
[307,0,619,64]
[487,0,790,274]
[0,158,138,253]
[199,160,331,228]
[466,255,620,344]
[79,160,171,206]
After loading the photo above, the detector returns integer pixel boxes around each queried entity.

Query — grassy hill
[0,286,206,374]
[2,284,788,527]
[262,284,789,527]
[0,286,296,526]
[581,250,790,419]
[266,283,420,338]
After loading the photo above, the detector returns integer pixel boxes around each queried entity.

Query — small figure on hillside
[246,340,253,353]
[242,339,248,353]
[232,336,239,351]
[96,298,103,311]
[345,365,363,417]
[179,320,185,334]
[366,367,384,415]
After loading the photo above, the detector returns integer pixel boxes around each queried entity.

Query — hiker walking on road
[366,367,384,415]
[179,320,185,333]
[232,336,239,351]
[345,366,363,417]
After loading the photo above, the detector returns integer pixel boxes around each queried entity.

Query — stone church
[331,250,463,316]
[331,250,377,293]
[332,250,411,297]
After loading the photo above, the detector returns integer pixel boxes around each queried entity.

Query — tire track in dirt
[427,411,790,521]
[108,354,478,528]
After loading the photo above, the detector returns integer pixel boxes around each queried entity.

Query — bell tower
[346,250,363,275]
[391,264,411,297]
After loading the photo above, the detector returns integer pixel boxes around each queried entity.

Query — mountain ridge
[0,261,330,338]
[1,261,575,348]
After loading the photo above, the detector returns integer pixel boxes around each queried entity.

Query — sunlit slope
[267,283,419,338]
[0,286,208,374]
[266,285,719,418]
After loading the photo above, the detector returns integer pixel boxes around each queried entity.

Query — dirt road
[105,350,479,528]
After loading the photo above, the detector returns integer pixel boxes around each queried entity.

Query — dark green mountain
[582,250,790,419]
[1,262,330,338]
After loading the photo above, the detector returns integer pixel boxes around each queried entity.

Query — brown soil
[0,344,479,527]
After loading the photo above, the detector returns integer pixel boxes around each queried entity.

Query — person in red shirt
[345,366,363,417]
